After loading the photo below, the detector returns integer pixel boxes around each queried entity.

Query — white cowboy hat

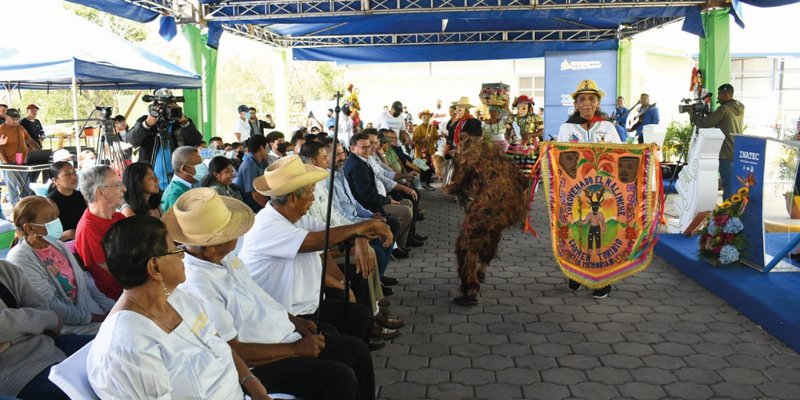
[253,155,329,197]
[162,188,254,246]
[451,96,475,108]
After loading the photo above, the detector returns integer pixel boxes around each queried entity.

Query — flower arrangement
[697,178,753,266]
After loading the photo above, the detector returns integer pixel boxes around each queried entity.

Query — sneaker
[592,286,611,299]
[568,279,582,292]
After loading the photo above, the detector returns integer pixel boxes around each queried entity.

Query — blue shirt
[331,168,373,222]
[635,106,660,138]
[233,153,266,212]
[612,106,629,126]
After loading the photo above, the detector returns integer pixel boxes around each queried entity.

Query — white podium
[666,128,725,233]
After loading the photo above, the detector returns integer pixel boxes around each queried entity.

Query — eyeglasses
[101,182,125,189]
[155,244,186,258]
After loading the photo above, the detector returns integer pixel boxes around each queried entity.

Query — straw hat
[570,79,605,100]
[162,188,255,246]
[451,96,475,108]
[418,109,433,118]
[253,155,329,197]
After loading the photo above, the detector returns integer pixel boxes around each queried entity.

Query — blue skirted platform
[655,234,800,352]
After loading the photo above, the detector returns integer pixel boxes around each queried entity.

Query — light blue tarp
[0,7,200,90]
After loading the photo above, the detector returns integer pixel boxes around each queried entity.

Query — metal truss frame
[221,17,681,48]
[205,0,704,21]
[122,0,201,23]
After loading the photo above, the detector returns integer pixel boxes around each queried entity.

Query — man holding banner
[541,80,662,299]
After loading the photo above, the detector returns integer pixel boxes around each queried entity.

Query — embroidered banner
[538,142,664,288]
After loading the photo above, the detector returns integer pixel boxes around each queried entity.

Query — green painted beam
[699,8,731,111]
[617,38,633,104]
[181,24,204,136]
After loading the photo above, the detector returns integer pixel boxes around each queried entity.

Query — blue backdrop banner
[543,50,617,140]
[733,135,766,269]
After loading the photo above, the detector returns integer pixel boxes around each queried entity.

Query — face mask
[225,151,236,159]
[245,112,252,120]
[192,162,208,182]
[286,151,295,156]
[34,218,64,241]
[237,151,245,159]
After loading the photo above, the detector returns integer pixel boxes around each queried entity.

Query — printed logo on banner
[734,136,766,268]
[560,59,603,71]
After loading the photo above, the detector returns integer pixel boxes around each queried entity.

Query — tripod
[150,122,174,190]
[96,117,129,176]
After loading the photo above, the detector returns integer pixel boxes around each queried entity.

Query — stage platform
[655,233,800,353]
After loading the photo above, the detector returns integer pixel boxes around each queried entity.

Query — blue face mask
[192,162,208,182]
[34,218,64,241]
[244,111,252,120]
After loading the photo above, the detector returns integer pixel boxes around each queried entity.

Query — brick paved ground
[372,185,800,400]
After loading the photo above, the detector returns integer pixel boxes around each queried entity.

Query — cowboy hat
[451,96,475,108]
[162,188,255,246]
[418,109,433,118]
[253,155,329,197]
[571,79,605,100]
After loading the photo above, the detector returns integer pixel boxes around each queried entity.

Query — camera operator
[689,83,744,200]
[127,89,203,170]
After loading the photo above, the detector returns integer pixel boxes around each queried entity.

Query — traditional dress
[444,135,527,302]
[481,117,507,152]
[506,112,544,176]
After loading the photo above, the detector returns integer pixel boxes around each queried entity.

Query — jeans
[16,335,94,400]
[370,239,392,277]
[719,159,734,201]
[3,171,34,205]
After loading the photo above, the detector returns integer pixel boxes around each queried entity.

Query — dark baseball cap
[5,108,20,118]
[237,105,249,113]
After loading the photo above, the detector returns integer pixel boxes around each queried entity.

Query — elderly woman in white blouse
[86,215,271,400]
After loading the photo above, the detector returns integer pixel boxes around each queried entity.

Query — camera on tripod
[142,89,184,122]
[678,95,711,117]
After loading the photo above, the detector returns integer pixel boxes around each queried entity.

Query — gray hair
[172,146,198,172]
[270,186,309,205]
[80,165,114,203]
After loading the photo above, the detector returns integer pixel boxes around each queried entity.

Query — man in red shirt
[75,165,127,299]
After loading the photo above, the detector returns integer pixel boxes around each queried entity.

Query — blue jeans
[370,239,393,277]
[15,335,94,400]
[719,159,734,201]
[3,171,33,205]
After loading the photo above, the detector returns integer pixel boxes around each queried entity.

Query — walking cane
[315,92,344,333]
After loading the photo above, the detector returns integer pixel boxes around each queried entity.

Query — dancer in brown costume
[444,120,527,306]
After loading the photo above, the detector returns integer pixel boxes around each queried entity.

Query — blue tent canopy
[0,5,199,90]
[65,0,800,64]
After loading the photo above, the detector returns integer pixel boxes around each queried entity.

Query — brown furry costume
[444,133,527,301]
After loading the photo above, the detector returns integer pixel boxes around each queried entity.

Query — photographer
[689,83,744,200]
[127,89,203,175]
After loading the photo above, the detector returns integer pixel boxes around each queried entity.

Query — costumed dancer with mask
[505,96,544,176]
[557,79,620,299]
[444,98,527,306]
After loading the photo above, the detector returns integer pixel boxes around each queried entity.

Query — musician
[628,93,659,143]
[610,96,630,142]
[689,83,744,200]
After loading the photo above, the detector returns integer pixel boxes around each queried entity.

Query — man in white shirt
[335,105,355,146]
[166,188,376,400]
[234,105,252,142]
[239,156,393,345]
[375,101,407,137]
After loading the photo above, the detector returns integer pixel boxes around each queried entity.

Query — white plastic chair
[49,341,296,400]
[48,341,99,400]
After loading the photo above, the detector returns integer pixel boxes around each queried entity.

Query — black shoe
[392,248,409,259]
[453,294,479,306]
[416,213,425,221]
[568,279,582,292]
[368,338,385,351]
[477,272,486,283]
[406,238,425,247]
[592,286,611,299]
[412,234,428,241]
[381,284,394,296]
[381,276,399,286]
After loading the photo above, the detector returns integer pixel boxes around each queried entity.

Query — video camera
[142,88,184,122]
[678,93,711,117]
